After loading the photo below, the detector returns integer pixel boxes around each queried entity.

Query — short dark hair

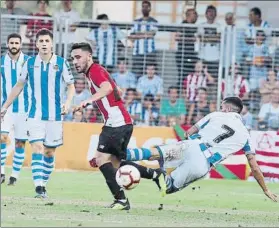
[144,93,154,101]
[7,33,22,43]
[198,87,207,92]
[126,88,137,94]
[36,28,53,41]
[206,5,217,14]
[256,30,266,39]
[142,0,151,7]
[117,57,129,65]
[168,86,179,93]
[223,96,243,114]
[37,0,49,5]
[250,7,261,18]
[146,62,157,69]
[71,42,93,54]
[96,14,108,20]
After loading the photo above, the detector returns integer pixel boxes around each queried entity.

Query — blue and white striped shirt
[136,75,163,96]
[245,20,270,39]
[131,17,158,55]
[111,71,137,89]
[1,52,29,114]
[87,26,125,66]
[18,54,74,121]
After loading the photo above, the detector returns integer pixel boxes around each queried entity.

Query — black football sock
[120,160,155,179]
[99,162,126,200]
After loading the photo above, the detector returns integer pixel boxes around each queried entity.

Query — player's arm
[243,139,277,202]
[61,60,75,114]
[185,112,213,139]
[84,81,112,105]
[246,154,277,202]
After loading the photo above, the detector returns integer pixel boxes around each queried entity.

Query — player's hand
[264,189,277,202]
[1,107,7,121]
[61,103,70,115]
[76,99,92,111]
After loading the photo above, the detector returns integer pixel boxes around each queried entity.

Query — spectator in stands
[187,87,212,125]
[221,63,250,99]
[138,94,159,126]
[54,0,80,57]
[25,0,53,56]
[128,0,158,77]
[1,0,27,55]
[260,69,279,104]
[182,60,214,103]
[86,14,126,73]
[111,57,137,93]
[245,30,269,90]
[72,109,85,122]
[241,100,254,131]
[137,63,163,99]
[198,5,221,80]
[258,88,279,131]
[83,104,100,123]
[63,76,91,121]
[245,7,270,45]
[175,8,198,85]
[160,86,186,126]
[124,88,142,125]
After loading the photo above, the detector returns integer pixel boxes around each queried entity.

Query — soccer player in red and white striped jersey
[70,43,165,210]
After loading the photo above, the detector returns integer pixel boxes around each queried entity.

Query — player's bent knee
[0,134,8,143]
[44,147,56,157]
[31,142,44,153]
[95,151,112,167]
[15,140,25,148]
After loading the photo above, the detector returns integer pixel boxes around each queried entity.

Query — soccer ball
[116,165,141,190]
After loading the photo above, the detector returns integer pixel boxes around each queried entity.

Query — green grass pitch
[1,168,279,227]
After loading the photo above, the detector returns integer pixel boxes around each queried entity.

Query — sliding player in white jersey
[1,33,29,185]
[1,29,75,198]
[125,97,277,202]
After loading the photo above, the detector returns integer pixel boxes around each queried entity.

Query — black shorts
[97,124,133,159]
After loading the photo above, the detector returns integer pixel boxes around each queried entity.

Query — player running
[1,33,29,185]
[125,97,277,202]
[1,29,75,198]
[70,42,164,210]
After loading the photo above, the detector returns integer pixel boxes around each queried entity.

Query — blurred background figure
[25,0,52,56]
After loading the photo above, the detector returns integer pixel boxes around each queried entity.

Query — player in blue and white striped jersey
[1,33,29,185]
[1,29,75,198]
[128,1,158,76]
[86,14,126,73]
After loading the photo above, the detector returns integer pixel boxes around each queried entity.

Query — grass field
[1,168,279,227]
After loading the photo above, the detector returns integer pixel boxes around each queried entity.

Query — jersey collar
[37,53,57,65]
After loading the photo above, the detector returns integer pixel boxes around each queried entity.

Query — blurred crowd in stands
[1,0,279,130]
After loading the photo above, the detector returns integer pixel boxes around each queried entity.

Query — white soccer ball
[116,165,141,190]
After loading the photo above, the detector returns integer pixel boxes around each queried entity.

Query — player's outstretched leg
[1,134,9,184]
[8,140,26,186]
[120,160,167,197]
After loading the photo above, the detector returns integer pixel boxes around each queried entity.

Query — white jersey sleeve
[194,112,215,130]
[242,136,256,155]
[62,60,74,85]
[18,61,28,83]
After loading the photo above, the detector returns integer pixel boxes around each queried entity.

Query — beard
[8,47,20,55]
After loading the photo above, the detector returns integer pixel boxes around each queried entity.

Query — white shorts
[1,112,28,141]
[27,118,63,148]
[158,139,211,192]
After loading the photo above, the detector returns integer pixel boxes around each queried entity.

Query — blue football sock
[126,148,152,161]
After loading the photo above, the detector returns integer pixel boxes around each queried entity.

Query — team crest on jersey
[53,64,60,71]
